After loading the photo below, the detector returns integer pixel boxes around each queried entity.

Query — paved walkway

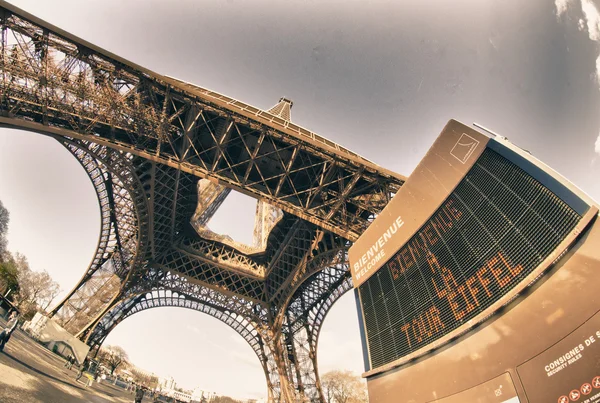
[0,318,148,403]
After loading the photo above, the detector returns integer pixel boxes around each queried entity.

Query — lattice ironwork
[275,249,352,402]
[83,254,351,403]
[0,3,406,401]
[50,138,150,334]
[0,3,403,241]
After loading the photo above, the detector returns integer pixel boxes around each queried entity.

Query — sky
[1,0,600,399]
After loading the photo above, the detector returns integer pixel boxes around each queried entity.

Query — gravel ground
[0,317,149,403]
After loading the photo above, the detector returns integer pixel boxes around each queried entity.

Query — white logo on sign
[450,133,480,164]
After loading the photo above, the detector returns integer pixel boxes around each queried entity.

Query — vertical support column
[273,250,353,402]
[256,326,303,403]
[262,320,324,402]
[257,336,278,403]
[48,140,149,339]
[304,321,325,403]
[287,328,306,397]
[272,331,300,403]
[283,312,312,400]
[282,317,323,402]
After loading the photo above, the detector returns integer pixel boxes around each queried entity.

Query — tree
[98,345,129,375]
[0,200,9,262]
[12,253,61,317]
[0,202,60,312]
[322,371,340,403]
[0,260,19,297]
[321,370,368,403]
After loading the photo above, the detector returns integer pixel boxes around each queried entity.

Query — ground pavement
[0,317,151,403]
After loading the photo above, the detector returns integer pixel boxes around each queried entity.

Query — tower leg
[256,328,302,402]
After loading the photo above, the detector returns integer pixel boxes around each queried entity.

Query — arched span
[84,271,280,401]
[87,270,269,349]
[84,249,352,403]
[89,291,267,354]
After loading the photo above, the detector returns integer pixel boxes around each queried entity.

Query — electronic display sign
[351,122,589,372]
[350,120,600,403]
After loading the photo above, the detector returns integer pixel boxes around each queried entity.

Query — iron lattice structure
[0,3,405,401]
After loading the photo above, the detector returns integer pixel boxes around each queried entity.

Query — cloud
[561,1,600,159]
[555,0,573,17]
[597,54,600,85]
[581,0,600,41]
[560,1,600,86]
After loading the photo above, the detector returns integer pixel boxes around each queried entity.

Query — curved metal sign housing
[351,120,600,402]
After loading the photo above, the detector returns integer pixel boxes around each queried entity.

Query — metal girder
[156,247,267,302]
[271,244,349,314]
[0,2,404,241]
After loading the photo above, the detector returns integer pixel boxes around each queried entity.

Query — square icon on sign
[450,133,480,164]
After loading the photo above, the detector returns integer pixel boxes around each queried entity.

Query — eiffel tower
[0,2,405,401]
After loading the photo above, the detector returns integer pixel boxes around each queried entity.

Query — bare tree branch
[98,345,129,375]
[321,370,368,403]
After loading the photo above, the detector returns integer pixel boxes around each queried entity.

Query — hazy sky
[1,0,600,399]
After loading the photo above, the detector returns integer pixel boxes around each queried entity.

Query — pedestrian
[76,358,94,387]
[76,358,88,382]
[64,355,72,369]
[135,385,145,403]
[0,310,19,352]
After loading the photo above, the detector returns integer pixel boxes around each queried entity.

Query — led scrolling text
[385,199,525,350]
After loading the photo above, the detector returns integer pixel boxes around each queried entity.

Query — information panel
[517,310,600,403]
[358,148,582,369]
